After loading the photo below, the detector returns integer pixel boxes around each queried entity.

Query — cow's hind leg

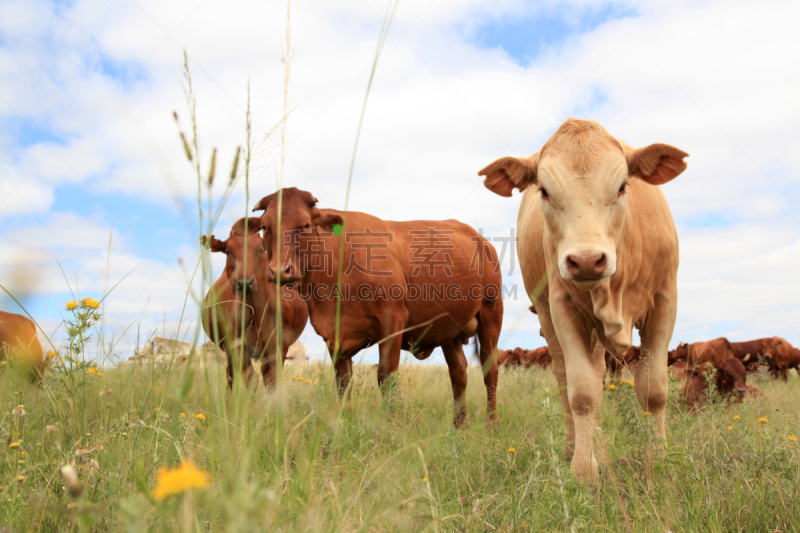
[442,339,468,427]
[334,356,353,397]
[477,303,502,421]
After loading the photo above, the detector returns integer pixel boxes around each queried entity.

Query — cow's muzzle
[267,263,301,285]
[565,251,608,280]
[233,278,255,294]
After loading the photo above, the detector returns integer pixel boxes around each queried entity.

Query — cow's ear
[626,143,689,185]
[231,217,264,237]
[200,235,227,253]
[478,154,539,197]
[253,196,272,212]
[314,210,343,230]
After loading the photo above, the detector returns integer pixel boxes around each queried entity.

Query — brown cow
[681,357,748,409]
[481,118,688,480]
[605,345,640,379]
[0,310,47,381]
[498,346,551,369]
[668,342,689,365]
[528,346,552,369]
[202,217,308,390]
[787,345,800,377]
[764,337,795,381]
[253,188,503,427]
[685,338,736,367]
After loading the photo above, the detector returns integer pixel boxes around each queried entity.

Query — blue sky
[1,0,798,365]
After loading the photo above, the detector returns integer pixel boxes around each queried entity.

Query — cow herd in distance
[3,118,795,485]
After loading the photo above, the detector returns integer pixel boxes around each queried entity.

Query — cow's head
[480,119,688,287]
[252,187,342,285]
[200,217,267,295]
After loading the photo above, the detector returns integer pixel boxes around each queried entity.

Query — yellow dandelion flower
[196,413,206,420]
[609,384,616,390]
[66,300,77,310]
[728,425,733,431]
[298,376,304,381]
[789,435,797,442]
[305,379,312,384]
[152,461,212,500]
[643,412,651,416]
[87,368,98,375]
[733,415,740,420]
[9,442,21,449]
[180,413,186,418]
[83,298,100,308]
[759,417,768,424]
[47,351,57,357]
[97,372,103,377]
[628,380,635,387]
[15,476,25,482]
[422,476,428,482]
[508,447,516,454]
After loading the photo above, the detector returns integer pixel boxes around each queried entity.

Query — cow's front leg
[636,292,676,442]
[537,305,574,459]
[334,356,353,397]
[377,318,403,396]
[552,300,603,482]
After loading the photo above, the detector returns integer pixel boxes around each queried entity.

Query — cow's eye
[540,188,549,199]
[618,183,627,195]
[304,223,312,229]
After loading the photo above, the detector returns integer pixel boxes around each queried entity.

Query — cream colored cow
[480,119,688,481]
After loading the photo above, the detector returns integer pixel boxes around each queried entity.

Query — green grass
[2,360,799,532]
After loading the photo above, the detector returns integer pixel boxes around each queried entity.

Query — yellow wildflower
[9,442,21,449]
[728,425,733,431]
[759,417,768,424]
[422,476,428,482]
[609,384,616,390]
[47,350,57,357]
[15,476,25,482]
[298,376,304,381]
[152,461,212,500]
[628,380,635,387]
[305,379,312,384]
[180,413,186,418]
[97,372,103,377]
[789,436,797,442]
[19,451,26,457]
[196,413,206,420]
[733,415,740,420]
[87,368,98,375]
[643,412,651,416]
[82,298,100,308]
[1,361,6,365]
[508,447,516,454]
[66,300,77,310]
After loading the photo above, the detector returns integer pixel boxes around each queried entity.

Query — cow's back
[0,310,45,378]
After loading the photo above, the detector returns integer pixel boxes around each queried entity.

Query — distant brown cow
[605,345,640,379]
[728,337,795,380]
[681,357,748,409]
[254,188,503,427]
[528,346,551,369]
[685,338,736,367]
[0,310,47,381]
[202,217,308,390]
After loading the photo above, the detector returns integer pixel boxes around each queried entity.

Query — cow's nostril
[595,254,607,270]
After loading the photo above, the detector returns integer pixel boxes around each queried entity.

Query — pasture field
[2,358,800,532]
